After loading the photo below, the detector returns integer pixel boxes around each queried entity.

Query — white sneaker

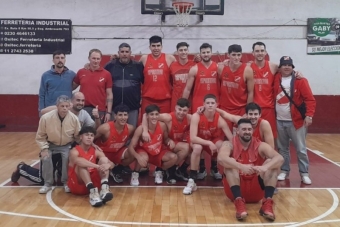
[210,169,222,180]
[39,185,52,194]
[89,188,103,207]
[301,175,312,185]
[100,184,113,203]
[277,172,288,181]
[154,171,163,184]
[130,172,140,186]
[183,179,197,195]
[64,185,71,193]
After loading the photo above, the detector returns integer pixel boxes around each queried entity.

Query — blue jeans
[276,120,309,174]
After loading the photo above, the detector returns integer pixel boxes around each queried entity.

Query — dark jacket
[104,60,144,111]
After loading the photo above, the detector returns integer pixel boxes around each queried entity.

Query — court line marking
[0,210,76,222]
[46,188,117,227]
[285,188,339,227]
[0,160,40,187]
[307,147,340,168]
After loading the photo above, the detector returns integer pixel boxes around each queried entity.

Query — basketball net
[172,2,194,27]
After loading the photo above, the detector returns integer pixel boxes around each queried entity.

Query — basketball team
[11,35,316,221]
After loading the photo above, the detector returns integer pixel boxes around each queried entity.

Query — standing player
[183,94,233,195]
[68,126,114,207]
[95,104,136,183]
[73,49,113,123]
[139,35,177,116]
[219,44,254,131]
[142,98,192,181]
[250,42,278,137]
[182,43,220,113]
[170,42,196,112]
[128,105,178,186]
[218,119,283,221]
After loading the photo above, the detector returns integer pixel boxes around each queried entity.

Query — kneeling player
[129,104,178,185]
[68,126,114,207]
[218,119,283,221]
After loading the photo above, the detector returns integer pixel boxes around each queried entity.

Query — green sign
[312,18,331,37]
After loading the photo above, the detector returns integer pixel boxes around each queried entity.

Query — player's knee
[167,152,178,162]
[98,156,109,164]
[191,144,202,156]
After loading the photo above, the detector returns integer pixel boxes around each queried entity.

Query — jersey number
[153,75,157,82]
[207,84,210,90]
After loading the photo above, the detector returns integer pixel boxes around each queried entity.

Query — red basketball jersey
[138,122,164,156]
[192,62,219,112]
[219,63,248,110]
[251,61,275,108]
[142,53,171,100]
[70,145,96,172]
[168,112,190,142]
[252,118,264,141]
[170,60,196,110]
[197,112,221,140]
[95,122,129,153]
[232,136,265,178]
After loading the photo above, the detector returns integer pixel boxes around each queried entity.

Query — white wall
[0,0,339,95]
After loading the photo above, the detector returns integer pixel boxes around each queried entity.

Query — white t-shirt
[276,76,292,121]
[78,109,95,127]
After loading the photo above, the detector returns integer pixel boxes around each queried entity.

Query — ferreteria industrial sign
[307,18,340,55]
[0,19,72,54]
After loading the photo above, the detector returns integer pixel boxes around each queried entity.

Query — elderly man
[36,95,81,193]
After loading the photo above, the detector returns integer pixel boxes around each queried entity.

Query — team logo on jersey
[200,71,205,76]
[223,73,229,79]
[122,135,127,141]
[99,77,105,82]
[111,135,117,141]
[211,71,217,77]
[199,122,206,128]
[81,74,86,77]
[158,63,164,68]
[173,125,178,131]
[262,72,269,78]
[234,76,241,82]
[157,134,162,141]
[148,63,153,68]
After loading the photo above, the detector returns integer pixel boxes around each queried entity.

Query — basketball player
[170,42,196,112]
[219,44,254,131]
[251,41,304,138]
[216,102,274,148]
[128,104,178,186]
[218,119,283,221]
[183,94,233,195]
[139,35,177,116]
[182,43,220,113]
[142,98,192,181]
[68,126,114,207]
[95,104,136,183]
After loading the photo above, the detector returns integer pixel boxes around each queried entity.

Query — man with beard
[38,50,75,115]
[217,118,283,221]
[73,49,113,123]
[141,98,192,182]
[170,42,196,112]
[40,92,101,129]
[219,44,254,131]
[139,36,177,116]
[183,94,233,195]
[95,104,136,183]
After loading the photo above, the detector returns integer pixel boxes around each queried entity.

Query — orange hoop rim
[172,1,194,13]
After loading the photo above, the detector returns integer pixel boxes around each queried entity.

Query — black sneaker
[11,162,25,183]
[110,171,123,183]
[122,165,132,174]
[175,168,189,181]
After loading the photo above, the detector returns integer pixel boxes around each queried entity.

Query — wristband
[106,112,112,115]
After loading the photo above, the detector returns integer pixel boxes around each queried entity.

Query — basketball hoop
[172,2,194,27]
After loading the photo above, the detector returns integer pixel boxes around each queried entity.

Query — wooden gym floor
[0,132,340,227]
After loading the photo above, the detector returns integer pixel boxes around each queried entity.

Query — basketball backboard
[141,0,224,22]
